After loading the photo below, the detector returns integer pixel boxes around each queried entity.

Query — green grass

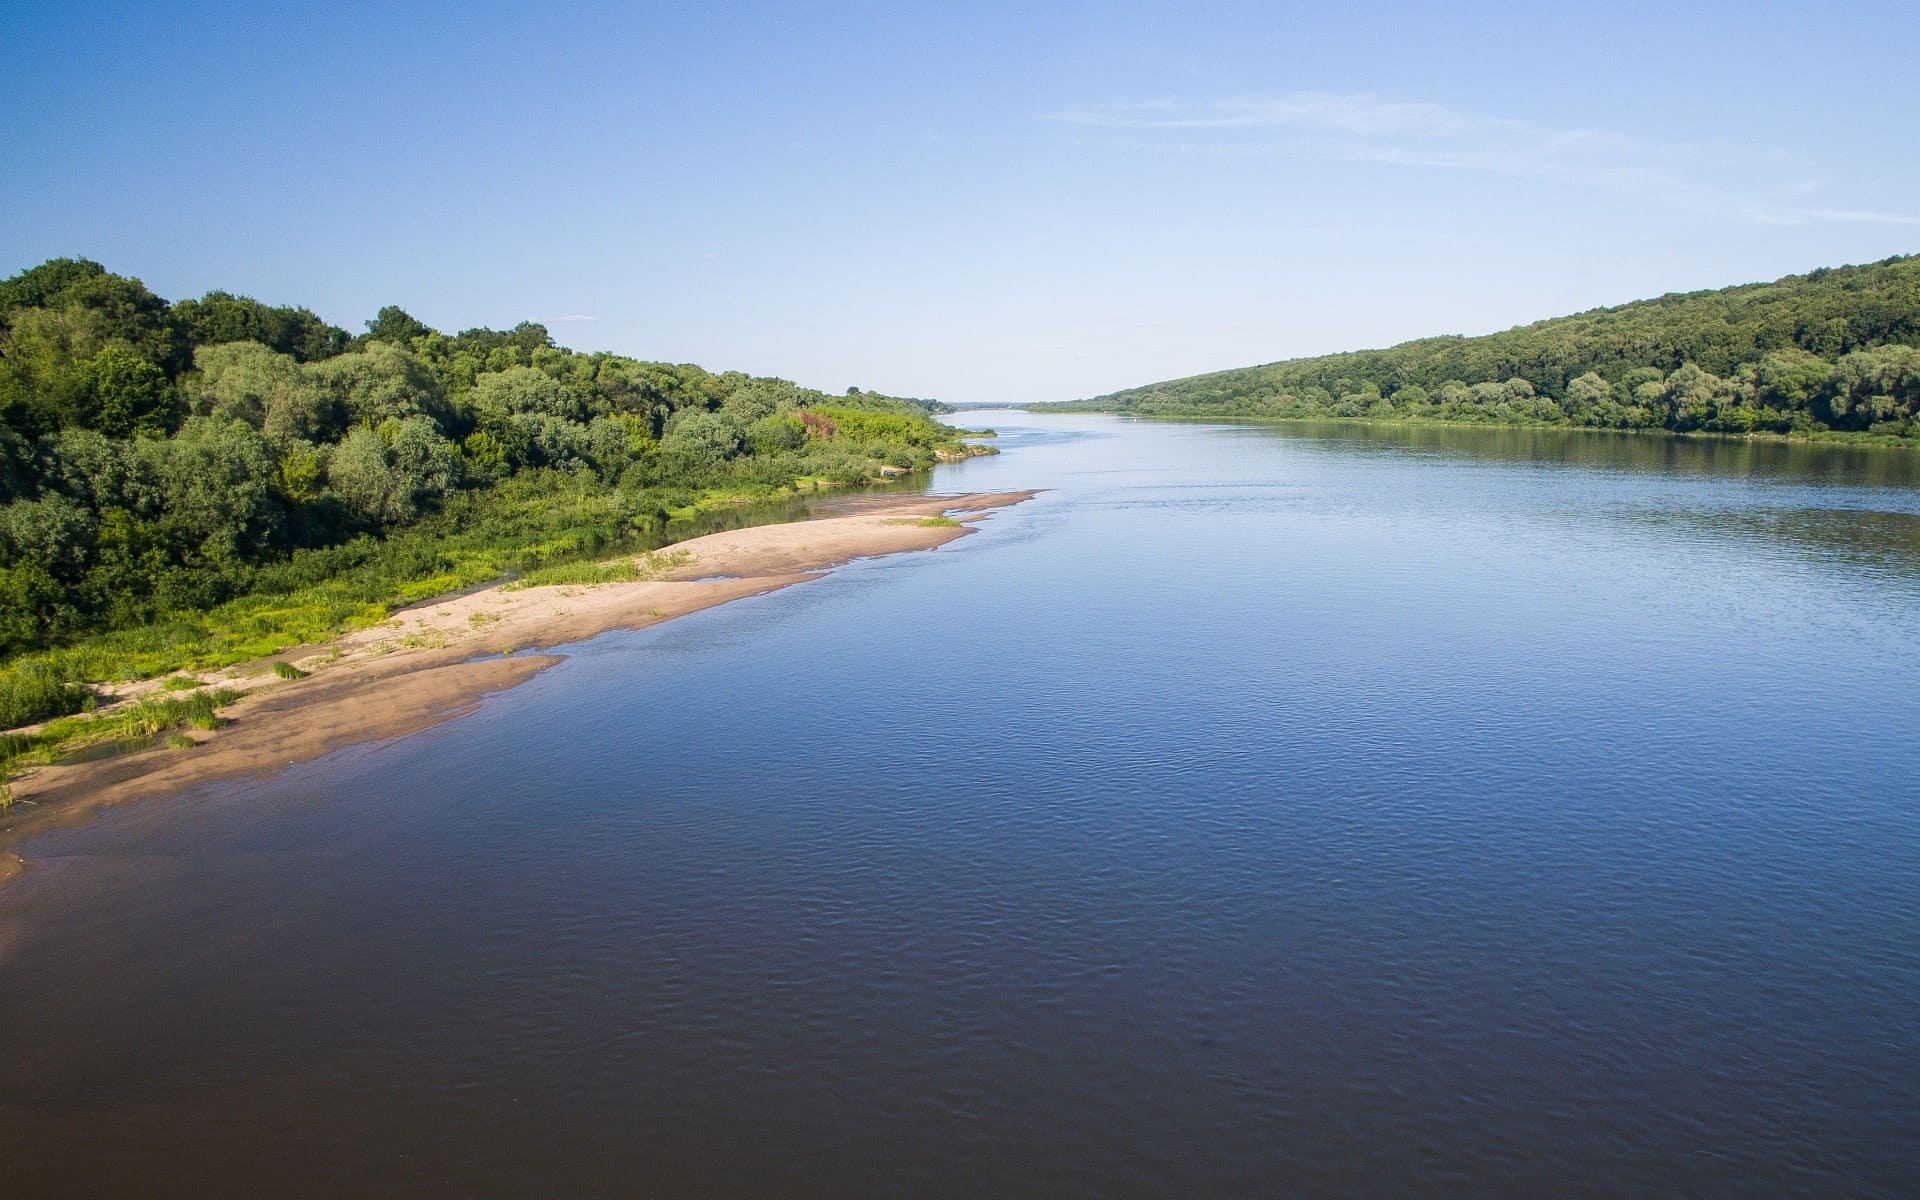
[272,661,307,680]
[0,688,242,807]
[505,557,642,589]
[885,514,963,528]
[506,549,692,590]
[0,664,92,729]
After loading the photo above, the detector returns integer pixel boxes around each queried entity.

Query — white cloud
[1047,92,1917,227]
[549,314,599,323]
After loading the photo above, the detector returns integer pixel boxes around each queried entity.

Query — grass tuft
[1,687,242,794]
[505,548,692,590]
[0,663,92,729]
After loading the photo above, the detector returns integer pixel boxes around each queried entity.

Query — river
[3,412,1918,1197]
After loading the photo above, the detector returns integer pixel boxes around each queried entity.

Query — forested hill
[1036,255,1920,441]
[0,258,982,729]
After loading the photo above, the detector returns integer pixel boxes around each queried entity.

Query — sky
[5,0,1918,404]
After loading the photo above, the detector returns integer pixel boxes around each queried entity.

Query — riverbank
[0,490,1036,875]
[1025,408,1920,449]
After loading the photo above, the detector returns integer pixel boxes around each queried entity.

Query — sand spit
[0,490,1036,863]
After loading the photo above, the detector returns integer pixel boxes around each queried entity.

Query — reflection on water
[2,413,1918,1198]
[1631,505,1920,582]
[1221,416,1920,583]
[1244,416,1920,489]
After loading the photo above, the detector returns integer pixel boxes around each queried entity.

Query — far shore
[1020,408,1920,450]
[0,489,1038,882]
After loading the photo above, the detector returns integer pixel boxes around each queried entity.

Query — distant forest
[0,258,979,726]
[1037,256,1920,441]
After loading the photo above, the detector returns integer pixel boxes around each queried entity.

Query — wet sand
[0,490,1036,874]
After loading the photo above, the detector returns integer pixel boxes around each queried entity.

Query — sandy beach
[0,489,1036,875]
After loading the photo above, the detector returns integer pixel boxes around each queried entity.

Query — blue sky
[5,1,1917,403]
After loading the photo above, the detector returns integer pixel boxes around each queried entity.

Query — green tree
[307,343,453,432]
[660,409,746,470]
[190,341,341,443]
[470,365,586,422]
[0,493,98,580]
[1563,371,1612,419]
[75,342,173,436]
[134,417,283,561]
[0,257,108,319]
[326,417,459,525]
[173,291,350,361]
[362,305,432,347]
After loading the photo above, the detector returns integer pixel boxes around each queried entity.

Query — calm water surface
[4,414,1919,1197]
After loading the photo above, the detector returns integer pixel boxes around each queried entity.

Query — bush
[0,662,90,728]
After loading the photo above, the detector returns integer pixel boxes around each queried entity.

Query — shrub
[0,662,90,728]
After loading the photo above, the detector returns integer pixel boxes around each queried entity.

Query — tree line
[0,257,977,716]
[1037,255,1920,440]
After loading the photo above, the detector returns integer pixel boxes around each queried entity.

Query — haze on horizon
[5,0,1917,405]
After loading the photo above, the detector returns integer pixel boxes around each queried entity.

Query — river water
[3,413,1918,1197]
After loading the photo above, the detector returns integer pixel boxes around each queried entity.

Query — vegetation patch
[0,663,91,729]
[506,547,692,590]
[0,687,241,807]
